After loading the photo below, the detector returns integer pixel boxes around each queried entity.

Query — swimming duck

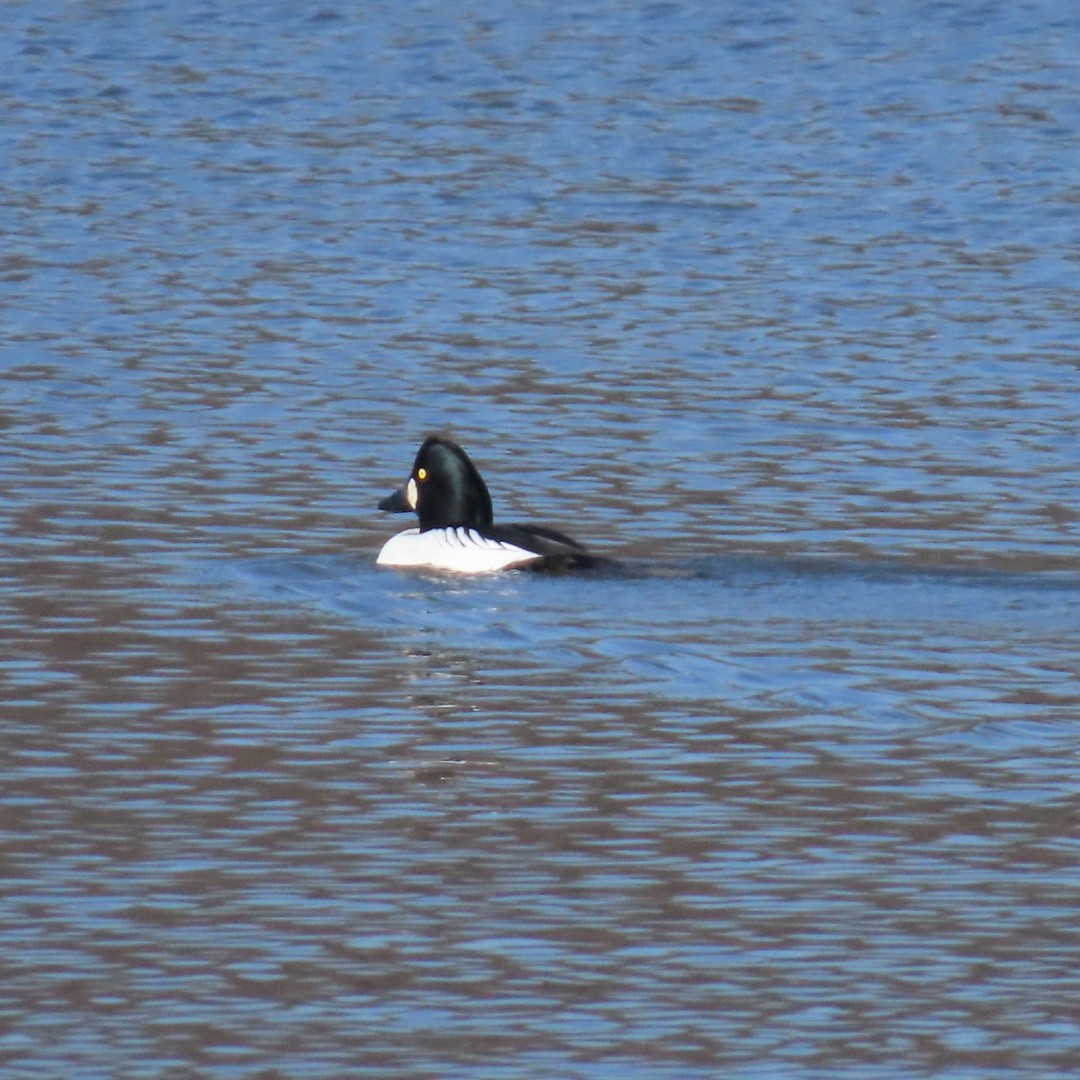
[376,436,605,572]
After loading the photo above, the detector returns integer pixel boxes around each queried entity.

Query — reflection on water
[2,0,1079,1076]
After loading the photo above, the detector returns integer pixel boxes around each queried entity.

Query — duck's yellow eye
[417,467,427,481]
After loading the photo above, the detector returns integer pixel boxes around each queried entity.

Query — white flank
[376,528,539,573]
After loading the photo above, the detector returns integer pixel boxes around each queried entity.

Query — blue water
[2,1,1079,1077]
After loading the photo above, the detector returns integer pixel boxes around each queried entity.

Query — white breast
[376,527,539,573]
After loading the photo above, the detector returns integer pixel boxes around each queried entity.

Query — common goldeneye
[376,436,606,572]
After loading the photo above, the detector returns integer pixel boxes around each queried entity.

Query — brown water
[2,2,1079,1077]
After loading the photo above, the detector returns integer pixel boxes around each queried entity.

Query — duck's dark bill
[378,486,410,513]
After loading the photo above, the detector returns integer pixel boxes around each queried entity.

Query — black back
[381,435,617,571]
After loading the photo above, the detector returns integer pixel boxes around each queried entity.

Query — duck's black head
[378,436,494,531]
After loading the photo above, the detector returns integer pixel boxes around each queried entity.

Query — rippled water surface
[2,1,1079,1076]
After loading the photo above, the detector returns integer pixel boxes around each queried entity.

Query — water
[2,1,1079,1076]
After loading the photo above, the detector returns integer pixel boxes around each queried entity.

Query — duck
[376,436,607,573]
